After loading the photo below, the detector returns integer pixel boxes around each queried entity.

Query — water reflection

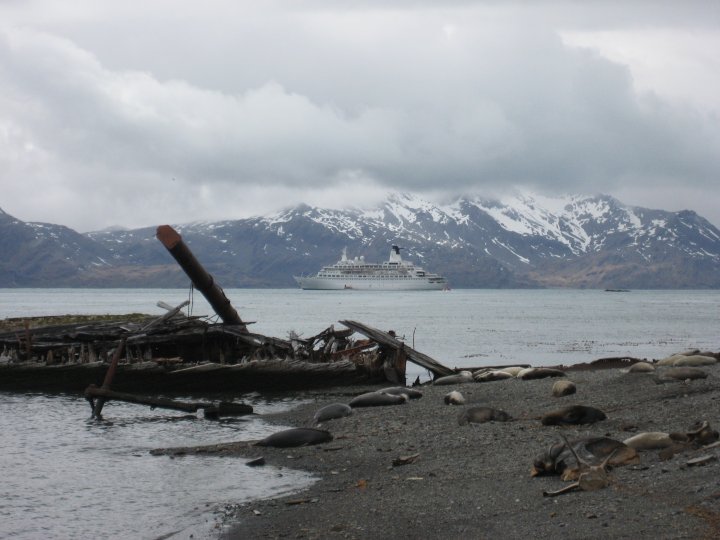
[0,392,316,540]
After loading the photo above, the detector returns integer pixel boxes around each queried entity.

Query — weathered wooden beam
[90,337,126,418]
[339,320,454,377]
[84,385,253,417]
[156,225,247,330]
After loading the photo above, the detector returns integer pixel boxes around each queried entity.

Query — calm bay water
[1,287,718,538]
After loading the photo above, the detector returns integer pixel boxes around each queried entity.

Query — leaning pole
[156,224,247,331]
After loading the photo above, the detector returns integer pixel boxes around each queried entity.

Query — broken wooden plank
[84,385,252,416]
[339,320,453,377]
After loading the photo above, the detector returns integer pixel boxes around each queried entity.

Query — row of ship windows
[319,275,431,279]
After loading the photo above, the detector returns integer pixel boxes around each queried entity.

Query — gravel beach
[153,362,720,539]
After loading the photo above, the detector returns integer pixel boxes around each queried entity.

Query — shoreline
[151,363,720,539]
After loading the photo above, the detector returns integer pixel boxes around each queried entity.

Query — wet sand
[153,363,720,539]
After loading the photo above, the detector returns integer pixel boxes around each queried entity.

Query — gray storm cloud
[0,1,718,230]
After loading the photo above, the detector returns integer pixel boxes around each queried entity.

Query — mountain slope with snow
[1,192,719,288]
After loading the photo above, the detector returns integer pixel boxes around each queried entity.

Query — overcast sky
[1,1,719,231]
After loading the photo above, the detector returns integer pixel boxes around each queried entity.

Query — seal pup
[255,427,332,448]
[517,367,566,380]
[312,403,353,425]
[433,371,473,385]
[474,370,514,383]
[458,406,512,425]
[541,405,607,426]
[349,391,408,408]
[531,436,638,480]
[627,362,655,373]
[444,390,465,405]
[656,367,708,383]
[623,432,674,451]
[551,380,576,397]
[378,386,424,399]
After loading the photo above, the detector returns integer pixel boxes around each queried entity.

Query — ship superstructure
[294,246,448,290]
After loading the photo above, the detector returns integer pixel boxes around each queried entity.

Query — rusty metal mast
[156,225,247,330]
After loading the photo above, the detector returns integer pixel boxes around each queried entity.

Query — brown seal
[349,391,408,408]
[458,406,512,425]
[541,405,607,426]
[255,427,332,448]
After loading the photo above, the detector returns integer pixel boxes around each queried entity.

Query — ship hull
[294,276,447,290]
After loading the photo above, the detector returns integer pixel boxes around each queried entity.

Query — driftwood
[84,385,252,417]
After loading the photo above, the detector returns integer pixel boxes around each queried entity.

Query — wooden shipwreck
[0,225,453,397]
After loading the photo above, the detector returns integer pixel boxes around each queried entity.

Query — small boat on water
[294,245,448,291]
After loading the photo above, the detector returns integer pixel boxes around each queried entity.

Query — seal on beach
[671,355,717,367]
[433,371,473,385]
[473,370,514,383]
[498,366,525,377]
[458,406,512,425]
[378,386,424,399]
[444,390,465,405]
[541,405,607,426]
[627,362,655,373]
[656,367,708,383]
[623,432,674,451]
[349,391,408,408]
[312,403,353,424]
[517,367,566,380]
[657,353,716,366]
[531,437,639,480]
[255,427,332,448]
[551,380,576,397]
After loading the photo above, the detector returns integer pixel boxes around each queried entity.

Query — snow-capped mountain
[2,192,719,288]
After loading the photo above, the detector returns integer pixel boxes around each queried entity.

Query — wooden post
[24,320,32,360]
[90,338,126,419]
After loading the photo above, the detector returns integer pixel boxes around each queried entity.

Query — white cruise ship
[294,246,448,290]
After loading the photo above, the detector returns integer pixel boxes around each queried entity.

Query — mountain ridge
[1,192,719,288]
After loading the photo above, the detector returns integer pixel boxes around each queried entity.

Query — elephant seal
[255,427,332,448]
[551,380,576,397]
[499,366,525,377]
[474,370,514,382]
[628,362,655,373]
[312,403,353,424]
[656,367,708,382]
[541,405,607,426]
[458,406,512,425]
[531,437,638,480]
[657,354,685,366]
[671,355,717,367]
[623,432,674,451]
[378,386,424,399]
[517,367,566,380]
[444,390,465,405]
[349,391,408,408]
[433,371,473,385]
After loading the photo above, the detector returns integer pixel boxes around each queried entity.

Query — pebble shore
[154,362,720,539]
